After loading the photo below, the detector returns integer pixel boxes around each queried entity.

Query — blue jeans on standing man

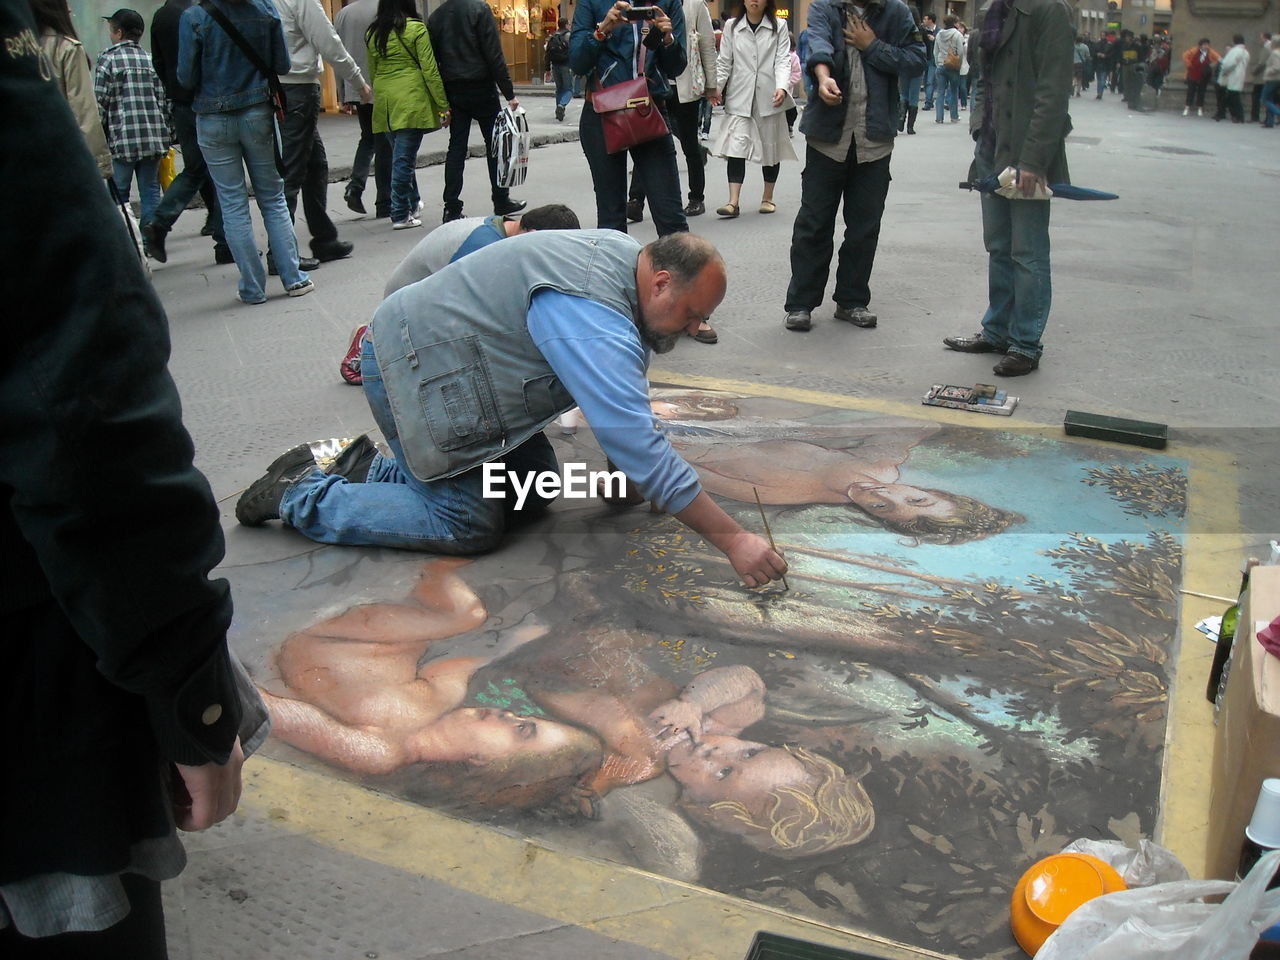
[389,128,425,222]
[112,156,162,225]
[553,63,574,109]
[279,336,559,552]
[935,67,961,121]
[974,148,1051,361]
[1262,80,1280,127]
[196,102,309,302]
[923,60,936,106]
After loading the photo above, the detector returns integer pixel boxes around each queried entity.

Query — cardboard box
[1206,565,1280,879]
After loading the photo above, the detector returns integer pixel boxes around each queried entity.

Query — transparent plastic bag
[1036,849,1280,960]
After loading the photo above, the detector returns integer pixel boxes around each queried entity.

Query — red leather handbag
[592,30,670,154]
[594,76,669,153]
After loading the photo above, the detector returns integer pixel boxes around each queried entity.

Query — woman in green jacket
[367,0,449,229]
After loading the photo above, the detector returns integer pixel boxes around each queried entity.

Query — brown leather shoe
[943,333,1003,353]
[993,353,1039,376]
[690,323,718,344]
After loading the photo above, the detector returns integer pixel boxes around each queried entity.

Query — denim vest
[177,0,289,115]
[371,229,642,481]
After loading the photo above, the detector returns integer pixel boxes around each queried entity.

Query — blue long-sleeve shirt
[526,289,700,514]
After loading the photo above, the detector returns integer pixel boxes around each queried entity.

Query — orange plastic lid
[1024,855,1108,924]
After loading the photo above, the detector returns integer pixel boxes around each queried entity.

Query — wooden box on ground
[1206,565,1280,879]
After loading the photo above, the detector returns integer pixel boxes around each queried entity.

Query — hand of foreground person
[724,531,788,588]
[1017,169,1047,197]
[818,75,842,105]
[772,87,787,106]
[598,0,629,34]
[360,83,373,103]
[508,97,520,110]
[172,737,244,831]
[844,16,876,51]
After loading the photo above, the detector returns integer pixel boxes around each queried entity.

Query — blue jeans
[279,337,559,552]
[975,149,1051,360]
[935,68,961,121]
[112,156,162,225]
[579,100,687,235]
[923,61,936,105]
[899,73,921,108]
[1262,80,1280,126]
[149,101,223,243]
[196,103,308,301]
[553,64,574,108]
[389,128,424,221]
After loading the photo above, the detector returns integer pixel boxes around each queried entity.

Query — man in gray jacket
[335,0,390,218]
[274,0,370,269]
[942,0,1072,377]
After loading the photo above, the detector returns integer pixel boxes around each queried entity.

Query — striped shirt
[94,41,171,162]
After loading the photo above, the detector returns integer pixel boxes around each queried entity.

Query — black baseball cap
[104,8,145,34]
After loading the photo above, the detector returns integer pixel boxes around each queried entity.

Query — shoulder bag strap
[199,0,288,115]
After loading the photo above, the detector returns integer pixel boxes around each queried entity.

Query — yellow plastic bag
[158,147,176,190]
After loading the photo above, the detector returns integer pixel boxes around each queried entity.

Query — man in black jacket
[427,0,526,222]
[142,0,230,265]
[1,0,250,950]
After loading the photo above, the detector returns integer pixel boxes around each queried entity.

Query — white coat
[1219,43,1251,91]
[716,15,794,119]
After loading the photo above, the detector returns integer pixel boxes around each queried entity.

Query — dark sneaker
[943,333,1003,353]
[344,187,366,215]
[235,444,316,526]
[443,204,464,223]
[200,217,216,237]
[626,199,644,223]
[268,254,320,275]
[684,200,705,217]
[213,243,234,265]
[340,324,368,385]
[994,352,1039,377]
[493,198,527,216]
[555,104,565,121]
[325,434,378,483]
[784,309,812,332]
[312,239,353,263]
[834,304,877,328]
[141,222,168,263]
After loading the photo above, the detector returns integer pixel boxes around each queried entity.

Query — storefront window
[488,0,559,82]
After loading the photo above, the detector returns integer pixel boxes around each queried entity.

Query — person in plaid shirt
[95,8,171,226]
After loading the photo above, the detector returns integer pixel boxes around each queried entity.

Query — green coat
[968,0,1073,183]
[368,20,449,134]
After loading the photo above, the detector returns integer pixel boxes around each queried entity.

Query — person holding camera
[570,0,689,236]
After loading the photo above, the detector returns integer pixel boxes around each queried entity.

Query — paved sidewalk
[149,92,1278,959]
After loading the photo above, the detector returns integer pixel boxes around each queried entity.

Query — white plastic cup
[1246,778,1280,848]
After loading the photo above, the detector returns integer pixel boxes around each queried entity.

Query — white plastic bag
[1060,838,1189,887]
[491,106,531,189]
[1036,849,1280,960]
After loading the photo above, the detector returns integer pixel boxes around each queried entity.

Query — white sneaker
[392,216,422,230]
[412,199,424,216]
[1182,106,1189,116]
[1198,107,1204,116]
[285,279,314,298]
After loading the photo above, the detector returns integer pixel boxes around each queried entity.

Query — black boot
[907,106,918,134]
[897,100,908,132]
[235,444,316,526]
